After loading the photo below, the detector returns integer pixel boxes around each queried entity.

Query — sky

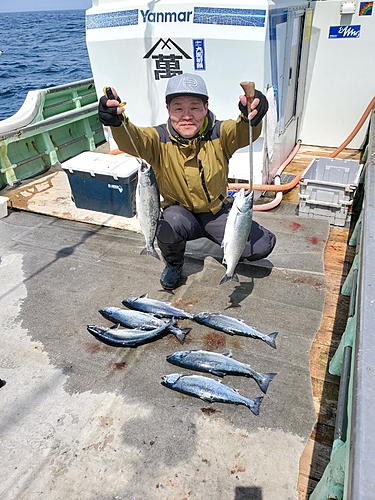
[0,0,92,13]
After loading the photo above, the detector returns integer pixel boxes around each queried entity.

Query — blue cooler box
[62,152,139,217]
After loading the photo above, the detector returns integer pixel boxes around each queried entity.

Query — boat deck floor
[0,144,358,500]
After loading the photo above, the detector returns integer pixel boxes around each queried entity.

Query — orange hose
[329,96,375,158]
[230,96,375,192]
[253,176,283,211]
[229,169,305,193]
[229,141,303,192]
[252,141,304,210]
[109,140,304,193]
[106,96,375,196]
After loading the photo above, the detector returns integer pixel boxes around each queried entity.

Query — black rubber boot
[158,241,186,290]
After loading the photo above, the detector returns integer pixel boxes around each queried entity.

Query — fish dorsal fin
[110,324,120,330]
[223,350,232,358]
[140,293,148,298]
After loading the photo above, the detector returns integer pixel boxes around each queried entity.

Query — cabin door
[270,7,307,135]
[282,9,306,131]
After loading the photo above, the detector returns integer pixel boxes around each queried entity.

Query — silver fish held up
[192,312,278,349]
[122,294,193,320]
[136,161,160,260]
[220,188,254,284]
[87,319,174,348]
[166,350,276,394]
[161,373,263,415]
[98,307,190,345]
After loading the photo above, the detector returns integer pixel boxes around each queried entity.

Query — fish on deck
[87,319,174,348]
[122,294,193,320]
[161,373,263,415]
[166,350,276,394]
[192,312,278,349]
[98,306,190,345]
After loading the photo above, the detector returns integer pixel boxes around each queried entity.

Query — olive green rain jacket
[111,110,261,214]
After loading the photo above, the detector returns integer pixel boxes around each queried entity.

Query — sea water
[0,10,92,121]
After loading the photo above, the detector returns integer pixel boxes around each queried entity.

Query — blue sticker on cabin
[86,7,266,29]
[193,40,206,70]
[328,25,361,38]
[86,10,138,29]
[193,7,266,27]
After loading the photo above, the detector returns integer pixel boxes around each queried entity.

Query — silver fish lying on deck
[220,188,254,284]
[136,162,160,260]
[122,294,193,320]
[192,312,278,349]
[99,306,190,345]
[161,373,263,415]
[166,350,276,394]
[87,319,174,348]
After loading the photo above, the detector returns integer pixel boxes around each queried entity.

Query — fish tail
[257,373,277,394]
[266,332,278,349]
[247,396,263,416]
[172,327,192,345]
[165,319,175,329]
[219,272,239,285]
[140,246,160,260]
[219,274,230,285]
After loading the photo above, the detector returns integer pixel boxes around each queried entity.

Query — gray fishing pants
[156,204,276,261]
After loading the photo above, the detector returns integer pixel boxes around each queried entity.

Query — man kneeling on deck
[98,73,276,290]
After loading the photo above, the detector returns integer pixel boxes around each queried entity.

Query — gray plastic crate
[298,157,362,227]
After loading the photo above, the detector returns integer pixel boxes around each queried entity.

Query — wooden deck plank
[259,143,360,500]
[276,145,360,499]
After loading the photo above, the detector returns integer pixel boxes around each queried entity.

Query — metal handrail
[0,102,99,141]
[44,78,95,94]
[309,108,375,499]
[346,110,375,499]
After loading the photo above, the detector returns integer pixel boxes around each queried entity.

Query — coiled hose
[109,96,375,211]
[229,95,375,211]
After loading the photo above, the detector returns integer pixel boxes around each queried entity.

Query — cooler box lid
[62,151,139,180]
